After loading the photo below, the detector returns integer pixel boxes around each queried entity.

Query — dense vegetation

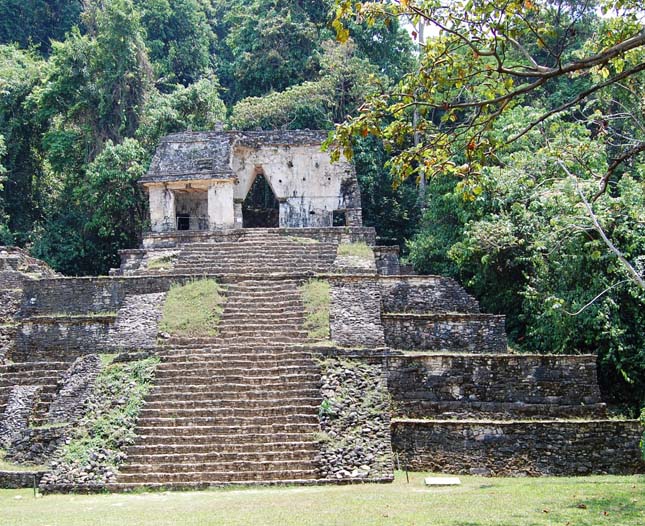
[0,1,643,409]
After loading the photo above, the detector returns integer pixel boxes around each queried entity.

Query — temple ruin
[0,130,642,491]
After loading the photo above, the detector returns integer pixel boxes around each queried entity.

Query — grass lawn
[0,472,642,526]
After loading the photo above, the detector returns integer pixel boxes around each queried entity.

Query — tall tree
[0,0,82,53]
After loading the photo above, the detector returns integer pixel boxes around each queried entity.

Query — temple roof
[141,130,329,184]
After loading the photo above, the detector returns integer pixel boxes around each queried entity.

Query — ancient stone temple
[142,130,362,232]
[0,130,642,491]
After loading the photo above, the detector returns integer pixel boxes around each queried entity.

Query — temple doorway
[242,173,279,228]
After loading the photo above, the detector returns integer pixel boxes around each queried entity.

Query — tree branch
[558,161,645,291]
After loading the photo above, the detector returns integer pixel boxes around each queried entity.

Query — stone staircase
[0,362,69,426]
[114,278,324,489]
[169,232,337,276]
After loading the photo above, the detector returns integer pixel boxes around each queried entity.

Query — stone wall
[391,419,645,476]
[21,276,183,316]
[330,278,385,347]
[139,226,377,251]
[382,313,507,352]
[6,425,69,465]
[48,355,102,424]
[14,316,115,361]
[318,358,393,482]
[374,247,400,276]
[0,385,42,448]
[0,470,46,489]
[0,324,17,363]
[380,276,480,313]
[387,354,603,419]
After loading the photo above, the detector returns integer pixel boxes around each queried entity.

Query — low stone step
[159,357,314,368]
[131,431,317,446]
[135,413,318,427]
[154,364,318,376]
[150,370,319,383]
[124,449,317,465]
[125,441,319,456]
[133,423,319,436]
[115,469,319,484]
[138,405,319,419]
[120,459,316,475]
[141,398,321,411]
[145,388,321,402]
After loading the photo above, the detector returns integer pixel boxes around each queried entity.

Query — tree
[329,0,645,200]
[138,0,215,87]
[0,0,82,54]
[0,45,45,241]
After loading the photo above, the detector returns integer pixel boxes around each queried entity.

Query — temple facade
[141,130,363,232]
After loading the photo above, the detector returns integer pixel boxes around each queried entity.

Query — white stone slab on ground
[424,477,461,486]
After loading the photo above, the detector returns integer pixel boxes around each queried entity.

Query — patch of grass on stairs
[337,242,374,259]
[300,279,331,341]
[159,279,225,337]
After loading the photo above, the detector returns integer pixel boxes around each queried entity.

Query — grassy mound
[159,279,226,337]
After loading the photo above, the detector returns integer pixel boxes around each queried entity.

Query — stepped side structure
[0,130,642,491]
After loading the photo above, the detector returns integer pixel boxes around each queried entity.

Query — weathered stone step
[0,362,68,373]
[133,422,319,436]
[158,359,315,370]
[131,432,317,446]
[155,364,318,376]
[138,405,319,419]
[160,354,315,365]
[142,397,321,410]
[124,449,317,465]
[125,441,318,456]
[135,413,318,427]
[163,335,306,346]
[149,372,320,386]
[146,388,321,402]
[116,469,319,484]
[120,459,316,475]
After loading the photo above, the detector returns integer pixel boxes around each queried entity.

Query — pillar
[207,181,235,229]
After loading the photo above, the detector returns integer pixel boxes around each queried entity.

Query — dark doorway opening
[242,173,279,228]
[333,210,347,227]
[177,213,190,230]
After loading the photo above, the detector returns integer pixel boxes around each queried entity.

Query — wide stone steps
[134,413,318,427]
[138,406,319,419]
[115,468,319,484]
[162,336,306,346]
[119,459,317,476]
[125,441,318,456]
[148,375,320,390]
[156,358,314,369]
[133,422,319,437]
[131,432,317,447]
[154,364,318,376]
[141,397,322,410]
[124,449,318,465]
[145,388,321,402]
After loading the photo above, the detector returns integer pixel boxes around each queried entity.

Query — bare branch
[558,162,645,291]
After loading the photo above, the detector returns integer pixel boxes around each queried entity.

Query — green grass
[337,241,374,259]
[0,450,47,472]
[0,473,642,525]
[159,279,225,337]
[147,255,175,270]
[287,236,320,245]
[299,279,331,341]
